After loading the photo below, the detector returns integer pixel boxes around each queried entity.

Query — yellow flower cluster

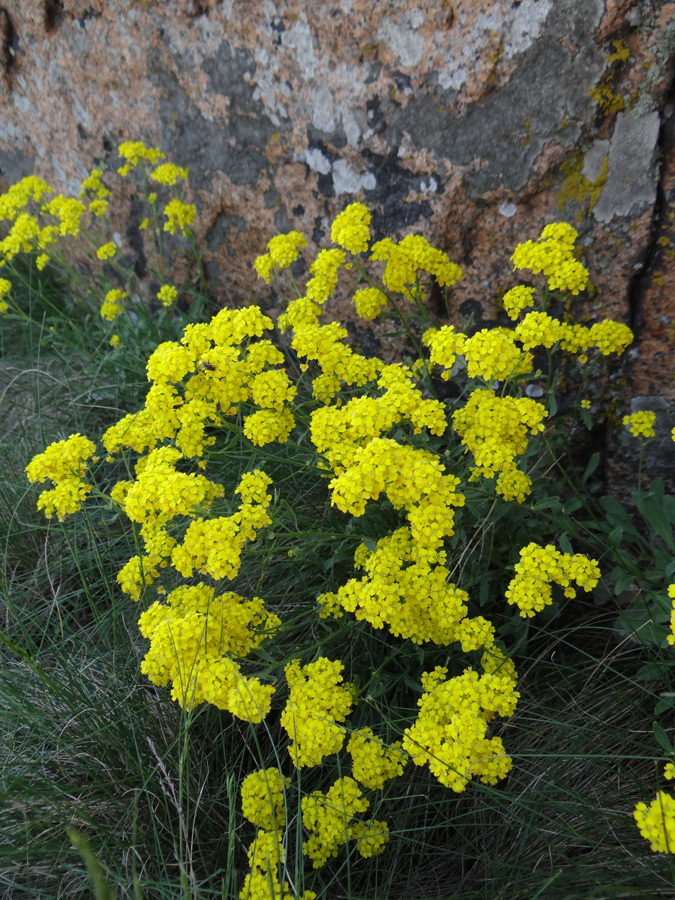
[46,196,86,237]
[0,212,41,259]
[588,319,634,355]
[502,285,536,320]
[138,582,279,718]
[505,542,601,617]
[25,433,97,521]
[281,658,355,768]
[96,241,117,260]
[241,767,289,830]
[111,445,223,525]
[286,315,381,403]
[462,327,533,381]
[514,311,563,350]
[623,410,656,439]
[301,777,388,868]
[511,223,589,294]
[353,286,388,319]
[329,439,465,549]
[331,202,371,254]
[635,790,675,853]
[306,248,345,303]
[310,362,445,471]
[422,325,465,379]
[347,728,408,790]
[100,288,127,321]
[163,198,196,236]
[171,470,272,581]
[323,527,480,645]
[495,468,532,504]
[157,284,178,307]
[370,233,462,299]
[150,163,188,186]
[79,167,111,204]
[0,277,11,313]
[239,829,317,900]
[117,140,165,173]
[666,584,675,647]
[402,658,519,791]
[254,230,307,283]
[103,305,294,457]
[0,175,52,221]
[453,389,547,482]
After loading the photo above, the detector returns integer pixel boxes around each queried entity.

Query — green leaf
[533,496,562,512]
[581,408,593,431]
[612,567,636,596]
[638,498,675,551]
[607,526,624,548]
[600,495,630,520]
[652,477,665,502]
[583,452,600,484]
[548,393,557,417]
[653,721,673,754]
[637,662,667,682]
[563,498,583,514]
[663,495,675,526]
[654,698,675,716]
[559,532,573,555]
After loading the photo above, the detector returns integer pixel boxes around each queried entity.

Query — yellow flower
[109,334,121,349]
[100,289,127,321]
[96,241,117,261]
[623,410,656,439]
[150,163,188,186]
[157,284,178,307]
[331,202,371,254]
[163,199,196,235]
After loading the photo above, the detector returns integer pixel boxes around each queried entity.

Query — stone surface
[0,0,674,485]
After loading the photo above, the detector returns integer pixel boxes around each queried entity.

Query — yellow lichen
[557,153,609,216]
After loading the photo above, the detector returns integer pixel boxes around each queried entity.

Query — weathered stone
[0,0,674,487]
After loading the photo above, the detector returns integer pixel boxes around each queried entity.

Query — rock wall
[1,0,674,481]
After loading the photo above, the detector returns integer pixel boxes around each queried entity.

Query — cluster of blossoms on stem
[505,542,601,617]
[301,777,389,868]
[319,527,484,646]
[347,728,408,790]
[25,433,97,521]
[239,828,316,900]
[0,277,11,313]
[402,654,519,791]
[452,389,547,500]
[623,410,656,440]
[635,764,675,853]
[511,222,589,294]
[281,657,356,768]
[100,288,127,321]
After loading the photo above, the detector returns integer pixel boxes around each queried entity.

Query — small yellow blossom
[623,410,656,439]
[100,289,127,322]
[157,284,178,307]
[150,163,189,186]
[96,241,117,261]
[163,199,196,236]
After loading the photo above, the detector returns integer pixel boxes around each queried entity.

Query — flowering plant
[9,141,673,895]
